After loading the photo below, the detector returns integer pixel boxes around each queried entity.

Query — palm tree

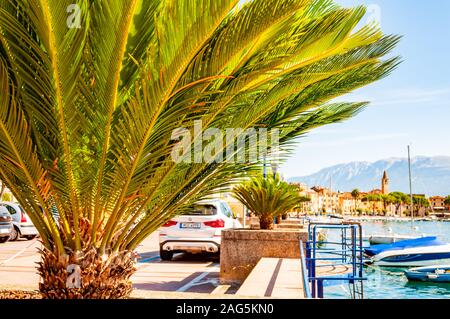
[232,174,301,229]
[351,188,360,215]
[0,0,399,298]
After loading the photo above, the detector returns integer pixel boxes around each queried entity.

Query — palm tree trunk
[37,248,136,299]
[259,214,274,230]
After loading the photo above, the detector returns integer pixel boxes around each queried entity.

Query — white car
[0,202,39,241]
[0,206,13,243]
[158,200,242,261]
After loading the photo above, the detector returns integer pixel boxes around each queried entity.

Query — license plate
[180,222,201,229]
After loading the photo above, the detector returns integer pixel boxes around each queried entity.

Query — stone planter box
[220,228,308,282]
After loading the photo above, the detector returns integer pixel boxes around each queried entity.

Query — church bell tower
[381,170,389,195]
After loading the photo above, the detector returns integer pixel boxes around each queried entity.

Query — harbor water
[324,220,450,299]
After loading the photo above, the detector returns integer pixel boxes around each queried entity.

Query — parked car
[158,199,242,261]
[0,202,39,241]
[0,206,13,243]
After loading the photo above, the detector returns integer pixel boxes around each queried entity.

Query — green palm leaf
[0,0,400,257]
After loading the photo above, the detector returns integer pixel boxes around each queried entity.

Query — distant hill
[288,156,450,196]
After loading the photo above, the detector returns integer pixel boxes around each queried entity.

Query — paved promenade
[0,232,226,294]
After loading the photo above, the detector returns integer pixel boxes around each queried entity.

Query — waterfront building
[310,186,339,214]
[430,196,446,210]
[337,192,354,215]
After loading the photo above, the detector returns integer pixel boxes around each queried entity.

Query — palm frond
[0,0,400,254]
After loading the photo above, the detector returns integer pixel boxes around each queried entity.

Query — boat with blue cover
[364,236,445,257]
[405,265,450,282]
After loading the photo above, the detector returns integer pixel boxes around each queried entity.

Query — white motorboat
[371,244,450,267]
[368,225,424,245]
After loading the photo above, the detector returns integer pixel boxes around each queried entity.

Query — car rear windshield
[183,204,217,216]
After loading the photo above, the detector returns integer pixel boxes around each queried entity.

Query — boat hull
[373,244,450,267]
[364,236,443,257]
[405,265,450,282]
[376,258,450,267]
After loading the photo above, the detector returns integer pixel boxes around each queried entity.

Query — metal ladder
[301,221,366,299]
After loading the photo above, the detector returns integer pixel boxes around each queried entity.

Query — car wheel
[160,250,173,261]
[9,227,19,241]
[24,235,38,240]
[0,236,9,243]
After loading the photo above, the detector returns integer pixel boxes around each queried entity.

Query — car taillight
[161,220,177,227]
[204,219,225,228]
[20,212,27,223]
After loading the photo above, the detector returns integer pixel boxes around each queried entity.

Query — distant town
[290,171,450,218]
[3,170,449,220]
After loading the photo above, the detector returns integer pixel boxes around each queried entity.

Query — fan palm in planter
[0,0,399,298]
[232,174,303,229]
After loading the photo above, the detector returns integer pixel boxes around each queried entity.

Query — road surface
[0,231,227,294]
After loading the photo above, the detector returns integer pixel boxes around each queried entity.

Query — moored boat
[405,265,450,282]
[364,236,444,257]
[371,244,450,267]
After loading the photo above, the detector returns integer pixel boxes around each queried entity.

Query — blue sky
[280,0,450,177]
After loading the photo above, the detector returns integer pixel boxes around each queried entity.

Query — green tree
[351,189,360,214]
[413,195,430,216]
[444,196,450,207]
[362,194,383,215]
[381,194,395,215]
[232,174,302,229]
[0,0,399,298]
[389,192,410,216]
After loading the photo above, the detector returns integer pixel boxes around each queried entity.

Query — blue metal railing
[299,240,312,299]
[301,221,366,299]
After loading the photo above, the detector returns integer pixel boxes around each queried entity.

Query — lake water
[323,220,450,299]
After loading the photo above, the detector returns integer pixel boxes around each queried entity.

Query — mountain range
[288,156,450,196]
